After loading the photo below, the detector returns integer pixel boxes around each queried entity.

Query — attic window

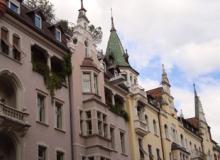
[55,28,61,42]
[35,14,42,29]
[8,1,19,14]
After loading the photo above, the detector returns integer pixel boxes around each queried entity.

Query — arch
[0,70,24,109]
[0,131,21,160]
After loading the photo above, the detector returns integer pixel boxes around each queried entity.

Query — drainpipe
[68,75,74,160]
[158,108,166,160]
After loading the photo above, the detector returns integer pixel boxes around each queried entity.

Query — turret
[77,0,90,28]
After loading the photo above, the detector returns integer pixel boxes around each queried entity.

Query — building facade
[0,0,220,160]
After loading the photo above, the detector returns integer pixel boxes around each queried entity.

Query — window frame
[35,14,42,29]
[82,72,92,93]
[37,93,46,123]
[56,150,64,160]
[8,1,19,14]
[38,145,47,160]
[55,28,62,42]
[55,101,63,130]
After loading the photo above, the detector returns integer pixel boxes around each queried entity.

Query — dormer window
[55,28,61,42]
[8,1,19,14]
[35,14,42,29]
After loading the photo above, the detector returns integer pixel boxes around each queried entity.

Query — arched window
[153,120,157,135]
[164,124,169,139]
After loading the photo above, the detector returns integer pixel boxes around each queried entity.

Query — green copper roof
[106,30,130,67]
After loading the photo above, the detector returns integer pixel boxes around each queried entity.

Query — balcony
[109,73,125,85]
[0,102,30,136]
[191,150,205,160]
[134,119,149,136]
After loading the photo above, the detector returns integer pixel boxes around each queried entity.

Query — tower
[77,0,89,28]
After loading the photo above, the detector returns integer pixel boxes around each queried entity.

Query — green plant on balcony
[109,104,129,121]
[32,54,72,96]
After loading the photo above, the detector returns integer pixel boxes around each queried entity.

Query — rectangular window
[55,102,63,129]
[12,35,21,61]
[56,151,64,160]
[55,28,61,42]
[82,73,91,93]
[148,145,153,160]
[38,146,46,160]
[37,94,45,122]
[9,2,19,13]
[86,111,92,135]
[110,127,115,149]
[94,74,98,94]
[120,132,125,153]
[80,111,83,134]
[156,148,160,160]
[35,14,42,29]
[1,27,9,54]
[88,157,94,160]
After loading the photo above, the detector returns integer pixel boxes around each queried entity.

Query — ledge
[54,127,66,134]
[36,121,49,127]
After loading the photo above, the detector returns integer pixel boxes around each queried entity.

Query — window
[86,111,92,135]
[55,102,63,129]
[138,139,145,160]
[35,14,42,29]
[156,148,161,160]
[153,120,157,135]
[8,1,19,13]
[120,132,125,153]
[37,94,46,122]
[80,111,84,134]
[55,28,61,42]
[82,73,91,93]
[164,124,169,139]
[38,146,46,160]
[148,145,153,160]
[56,151,64,160]
[88,157,94,160]
[145,115,149,130]
[1,27,9,54]
[97,111,108,137]
[180,134,184,147]
[94,74,98,94]
[110,127,115,149]
[12,34,21,61]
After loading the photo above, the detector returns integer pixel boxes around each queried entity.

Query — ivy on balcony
[109,104,129,122]
[31,45,72,96]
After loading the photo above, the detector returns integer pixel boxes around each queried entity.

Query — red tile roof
[186,117,199,129]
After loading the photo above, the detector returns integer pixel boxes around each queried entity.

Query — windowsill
[121,152,128,157]
[111,149,117,153]
[0,51,22,65]
[165,137,171,142]
[154,133,160,138]
[80,133,111,141]
[36,121,49,127]
[83,92,101,99]
[54,127,66,133]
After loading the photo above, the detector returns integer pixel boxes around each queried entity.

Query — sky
[49,0,220,143]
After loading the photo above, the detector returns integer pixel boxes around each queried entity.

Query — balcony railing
[109,73,125,85]
[134,119,150,136]
[0,102,28,125]
[130,84,146,97]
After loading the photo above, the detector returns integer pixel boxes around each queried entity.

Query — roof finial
[193,83,198,97]
[111,8,116,31]
[162,64,166,74]
[81,0,84,9]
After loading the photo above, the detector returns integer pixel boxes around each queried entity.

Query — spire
[78,0,89,23]
[161,64,170,87]
[193,84,207,123]
[105,12,129,67]
[111,8,116,32]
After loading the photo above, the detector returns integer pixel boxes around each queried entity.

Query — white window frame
[55,28,62,42]
[8,1,19,14]
[37,93,46,123]
[35,14,42,29]
[55,101,63,130]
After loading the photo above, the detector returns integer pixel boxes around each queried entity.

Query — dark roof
[186,117,199,129]
[146,87,163,103]
[171,142,190,154]
[6,4,70,53]
[81,57,100,72]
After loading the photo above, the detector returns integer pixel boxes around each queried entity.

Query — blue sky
[50,0,220,143]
